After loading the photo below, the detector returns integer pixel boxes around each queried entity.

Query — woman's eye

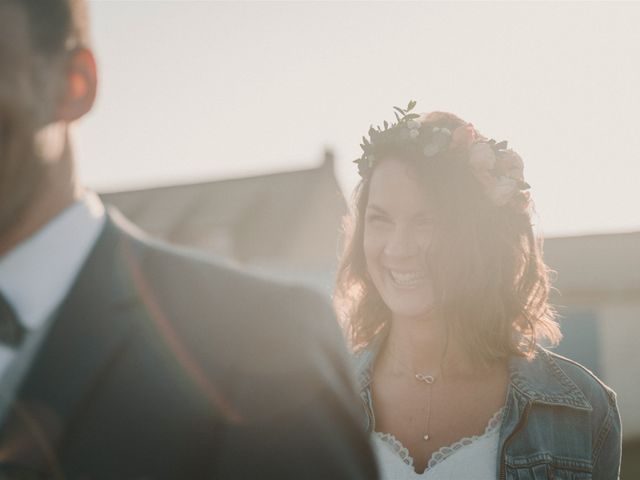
[415,217,437,228]
[366,214,389,225]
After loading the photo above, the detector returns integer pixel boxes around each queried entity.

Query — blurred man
[0,1,377,478]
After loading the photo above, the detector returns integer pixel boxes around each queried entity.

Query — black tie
[0,292,25,348]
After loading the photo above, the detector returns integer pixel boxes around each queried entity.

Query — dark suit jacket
[0,210,377,479]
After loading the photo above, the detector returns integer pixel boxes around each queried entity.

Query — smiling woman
[334,104,622,479]
[337,108,556,362]
[363,159,439,323]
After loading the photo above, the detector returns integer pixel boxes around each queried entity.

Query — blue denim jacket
[354,342,622,479]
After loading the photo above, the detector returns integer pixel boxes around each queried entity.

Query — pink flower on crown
[468,142,527,207]
[450,124,477,149]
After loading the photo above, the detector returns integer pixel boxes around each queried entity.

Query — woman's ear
[57,47,97,122]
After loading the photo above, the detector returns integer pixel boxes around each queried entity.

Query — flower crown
[354,101,531,207]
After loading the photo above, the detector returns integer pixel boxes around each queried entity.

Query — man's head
[0,0,96,243]
[7,0,91,57]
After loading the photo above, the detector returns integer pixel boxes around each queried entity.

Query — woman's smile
[386,269,427,289]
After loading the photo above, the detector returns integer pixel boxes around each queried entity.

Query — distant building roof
[100,151,346,268]
[545,231,640,300]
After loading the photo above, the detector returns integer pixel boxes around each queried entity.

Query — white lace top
[372,407,504,480]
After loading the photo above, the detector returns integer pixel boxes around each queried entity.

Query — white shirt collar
[0,191,106,330]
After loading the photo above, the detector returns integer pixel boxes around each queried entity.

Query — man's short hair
[4,0,90,57]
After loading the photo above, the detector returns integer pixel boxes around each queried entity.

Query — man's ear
[57,47,97,122]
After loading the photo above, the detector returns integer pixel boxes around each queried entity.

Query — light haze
[76,1,640,237]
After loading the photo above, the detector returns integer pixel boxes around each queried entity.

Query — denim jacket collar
[508,347,592,411]
[354,340,593,412]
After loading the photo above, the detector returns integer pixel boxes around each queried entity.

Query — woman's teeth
[389,270,426,287]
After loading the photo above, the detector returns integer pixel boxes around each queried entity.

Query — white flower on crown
[487,176,519,206]
[468,142,496,172]
[406,119,421,130]
[432,127,451,136]
[496,149,524,183]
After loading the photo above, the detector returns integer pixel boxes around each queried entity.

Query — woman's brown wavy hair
[334,112,561,363]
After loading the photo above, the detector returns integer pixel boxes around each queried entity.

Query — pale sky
[75,1,640,237]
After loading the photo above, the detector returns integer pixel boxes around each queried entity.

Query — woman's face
[363,158,438,322]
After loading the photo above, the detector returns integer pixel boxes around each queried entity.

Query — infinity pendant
[414,373,435,384]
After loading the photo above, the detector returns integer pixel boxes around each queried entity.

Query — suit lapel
[0,211,143,473]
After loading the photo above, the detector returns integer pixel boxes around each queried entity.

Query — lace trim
[374,432,415,467]
[374,406,504,471]
[426,407,504,469]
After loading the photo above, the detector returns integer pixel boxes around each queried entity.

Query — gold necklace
[386,347,441,442]
[415,372,436,441]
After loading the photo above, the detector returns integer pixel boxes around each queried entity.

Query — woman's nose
[383,226,420,259]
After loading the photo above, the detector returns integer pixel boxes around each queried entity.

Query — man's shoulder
[107,208,337,339]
